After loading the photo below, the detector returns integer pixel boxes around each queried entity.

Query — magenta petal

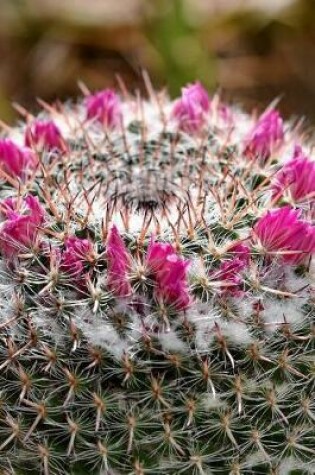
[60,236,94,279]
[244,109,284,160]
[106,225,132,297]
[272,146,315,203]
[25,120,66,152]
[147,238,176,274]
[211,243,250,296]
[172,82,210,134]
[146,240,191,310]
[0,139,38,179]
[85,89,122,128]
[253,206,315,264]
[0,195,45,259]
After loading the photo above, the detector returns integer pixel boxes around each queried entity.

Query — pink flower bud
[60,236,94,278]
[226,242,251,266]
[147,239,191,310]
[244,109,284,161]
[211,243,250,296]
[0,195,45,259]
[0,197,20,218]
[159,254,191,310]
[0,139,37,179]
[106,225,132,297]
[272,145,315,204]
[252,206,315,265]
[85,89,122,128]
[24,195,46,223]
[215,260,246,294]
[172,82,210,134]
[25,120,66,152]
[146,240,176,274]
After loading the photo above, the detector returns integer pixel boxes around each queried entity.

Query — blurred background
[1,0,315,123]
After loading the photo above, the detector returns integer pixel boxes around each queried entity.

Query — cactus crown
[0,79,314,475]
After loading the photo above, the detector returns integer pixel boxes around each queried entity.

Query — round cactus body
[0,81,314,474]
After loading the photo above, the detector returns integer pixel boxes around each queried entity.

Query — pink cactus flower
[0,197,21,218]
[0,195,45,259]
[252,206,315,265]
[181,82,210,112]
[0,139,37,179]
[272,145,315,204]
[172,82,210,134]
[85,89,122,128]
[146,240,176,274]
[25,120,66,152]
[211,243,250,295]
[226,242,251,266]
[158,254,191,310]
[147,239,191,310]
[60,236,94,278]
[24,195,45,223]
[214,259,247,295]
[0,195,45,223]
[106,225,132,297]
[244,109,284,161]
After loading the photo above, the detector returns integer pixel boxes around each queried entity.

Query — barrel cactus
[0,79,314,475]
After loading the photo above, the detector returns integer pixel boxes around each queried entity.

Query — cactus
[0,80,314,475]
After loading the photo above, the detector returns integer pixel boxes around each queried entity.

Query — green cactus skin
[0,81,314,475]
